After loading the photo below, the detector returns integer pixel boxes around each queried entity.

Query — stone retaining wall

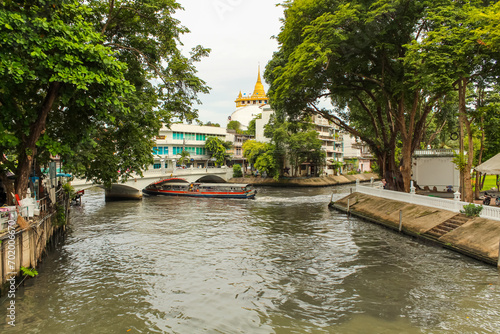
[230,173,379,187]
[331,192,500,267]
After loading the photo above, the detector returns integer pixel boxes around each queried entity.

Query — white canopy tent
[475,153,500,174]
[475,153,500,192]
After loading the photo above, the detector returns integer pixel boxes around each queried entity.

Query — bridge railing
[354,181,500,221]
[72,166,232,191]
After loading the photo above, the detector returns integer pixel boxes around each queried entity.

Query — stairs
[425,214,470,239]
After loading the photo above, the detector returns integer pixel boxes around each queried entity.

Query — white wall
[412,156,460,191]
[255,105,273,143]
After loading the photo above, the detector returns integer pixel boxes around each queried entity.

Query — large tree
[265,0,497,193]
[0,0,209,199]
[405,0,499,201]
[204,136,231,166]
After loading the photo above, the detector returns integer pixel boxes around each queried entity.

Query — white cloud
[174,0,284,126]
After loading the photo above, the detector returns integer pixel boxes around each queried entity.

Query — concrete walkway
[331,192,500,267]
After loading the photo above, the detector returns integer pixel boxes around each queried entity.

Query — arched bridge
[71,167,232,201]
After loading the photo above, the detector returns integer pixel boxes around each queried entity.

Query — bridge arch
[195,175,226,183]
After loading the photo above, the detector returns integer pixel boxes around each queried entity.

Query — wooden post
[498,240,500,269]
[347,199,350,215]
[399,210,403,232]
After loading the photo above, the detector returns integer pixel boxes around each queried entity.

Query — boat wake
[254,193,346,205]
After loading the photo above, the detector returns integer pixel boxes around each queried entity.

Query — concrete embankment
[230,173,379,187]
[330,192,500,267]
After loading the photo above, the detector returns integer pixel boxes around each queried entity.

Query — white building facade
[312,114,344,175]
[152,124,228,170]
[342,134,373,173]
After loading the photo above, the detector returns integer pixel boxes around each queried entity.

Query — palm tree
[178,150,191,166]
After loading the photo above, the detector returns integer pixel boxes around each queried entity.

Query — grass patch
[474,174,499,192]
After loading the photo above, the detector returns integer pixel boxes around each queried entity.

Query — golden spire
[252,65,266,98]
[234,66,269,108]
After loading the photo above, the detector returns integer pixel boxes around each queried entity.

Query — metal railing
[355,181,500,221]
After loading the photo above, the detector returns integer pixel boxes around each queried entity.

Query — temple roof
[251,67,266,98]
[235,66,269,108]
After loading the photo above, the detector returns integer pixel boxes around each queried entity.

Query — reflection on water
[1,186,499,333]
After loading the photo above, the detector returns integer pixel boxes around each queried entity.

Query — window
[173,132,184,140]
[153,163,161,169]
[196,147,206,155]
[173,147,184,155]
[185,133,195,141]
[152,146,168,155]
[196,134,206,141]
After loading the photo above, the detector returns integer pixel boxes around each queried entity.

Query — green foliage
[460,203,483,218]
[177,150,191,166]
[242,140,270,166]
[245,114,261,136]
[232,164,243,178]
[53,203,66,227]
[265,0,499,191]
[62,183,75,199]
[205,137,230,166]
[227,121,242,133]
[203,122,220,127]
[0,0,210,193]
[453,153,467,172]
[20,266,38,278]
[254,151,279,181]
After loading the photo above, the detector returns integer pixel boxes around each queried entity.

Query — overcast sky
[174,0,285,127]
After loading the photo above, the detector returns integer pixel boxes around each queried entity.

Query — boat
[142,178,256,199]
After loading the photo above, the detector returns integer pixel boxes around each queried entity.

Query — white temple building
[228,67,269,130]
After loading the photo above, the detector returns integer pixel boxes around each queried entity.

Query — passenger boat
[142,178,256,199]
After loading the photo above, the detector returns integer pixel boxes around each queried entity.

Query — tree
[405,1,499,201]
[286,130,325,177]
[254,151,279,180]
[242,140,270,168]
[205,136,230,166]
[203,121,220,127]
[1,1,132,198]
[265,0,496,192]
[232,164,243,178]
[227,120,242,133]
[0,0,210,198]
[244,114,261,136]
[177,150,191,166]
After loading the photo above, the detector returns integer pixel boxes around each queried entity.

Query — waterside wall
[0,193,70,296]
[331,192,500,267]
[230,173,379,187]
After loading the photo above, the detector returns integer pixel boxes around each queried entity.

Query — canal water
[1,186,499,333]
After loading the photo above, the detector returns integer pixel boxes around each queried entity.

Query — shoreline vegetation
[229,173,379,187]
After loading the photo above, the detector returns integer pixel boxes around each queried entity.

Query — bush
[460,203,483,217]
[62,183,75,198]
[233,164,243,178]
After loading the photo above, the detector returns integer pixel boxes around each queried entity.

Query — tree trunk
[0,173,15,205]
[400,139,413,193]
[458,77,473,202]
[14,82,61,198]
[475,115,485,200]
